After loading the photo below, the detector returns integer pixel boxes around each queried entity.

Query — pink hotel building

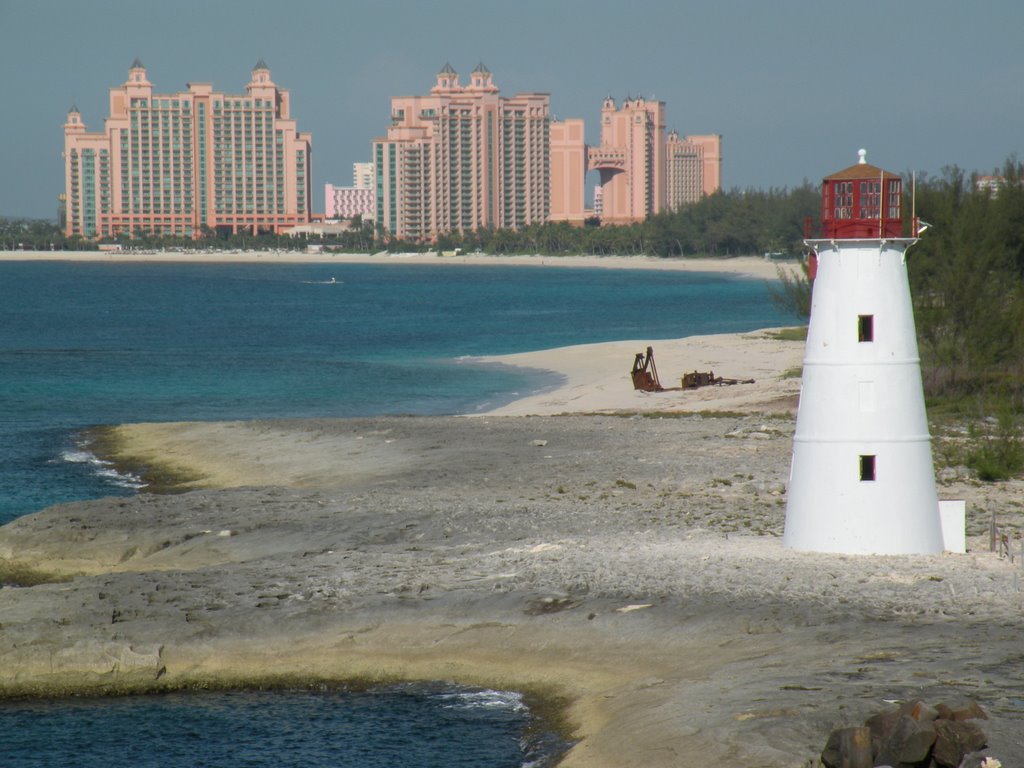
[370,65,720,239]
[324,162,375,220]
[63,61,719,241]
[667,131,722,209]
[589,96,721,225]
[63,60,311,239]
[372,64,555,240]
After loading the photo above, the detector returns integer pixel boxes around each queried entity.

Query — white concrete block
[939,499,966,553]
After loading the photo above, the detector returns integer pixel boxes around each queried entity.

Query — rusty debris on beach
[681,370,756,389]
[631,345,755,392]
[631,346,664,391]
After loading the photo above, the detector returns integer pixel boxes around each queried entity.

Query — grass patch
[599,410,795,421]
[767,327,808,342]
[929,406,1024,481]
[967,434,1024,481]
[639,410,752,420]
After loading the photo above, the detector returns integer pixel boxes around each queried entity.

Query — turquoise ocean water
[0,259,796,767]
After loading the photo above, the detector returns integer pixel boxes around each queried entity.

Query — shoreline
[471,327,804,417]
[2,326,1021,766]
[1,413,1021,766]
[76,326,805,495]
[0,249,795,280]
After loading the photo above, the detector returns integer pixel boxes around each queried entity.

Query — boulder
[822,699,988,768]
[935,699,988,722]
[932,719,988,768]
[822,726,872,768]
[874,715,936,767]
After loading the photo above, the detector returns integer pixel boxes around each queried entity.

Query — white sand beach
[0,248,794,280]
[475,328,803,417]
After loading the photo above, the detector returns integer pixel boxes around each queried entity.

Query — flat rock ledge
[1,414,1022,767]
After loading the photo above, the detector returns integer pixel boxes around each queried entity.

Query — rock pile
[821,699,989,768]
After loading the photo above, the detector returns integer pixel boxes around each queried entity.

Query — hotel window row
[64,60,311,238]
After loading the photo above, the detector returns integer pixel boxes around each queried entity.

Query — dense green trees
[457,184,820,257]
[2,184,822,257]
[904,160,1024,479]
[909,157,1024,405]
[0,217,89,251]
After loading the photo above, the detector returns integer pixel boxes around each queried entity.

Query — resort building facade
[666,132,722,209]
[325,162,375,220]
[63,60,311,239]
[372,64,551,241]
[324,185,374,220]
[588,97,667,225]
[352,162,374,190]
[549,119,587,225]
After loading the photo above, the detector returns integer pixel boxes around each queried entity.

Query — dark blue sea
[0,258,796,767]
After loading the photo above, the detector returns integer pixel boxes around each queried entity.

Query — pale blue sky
[1,0,1021,219]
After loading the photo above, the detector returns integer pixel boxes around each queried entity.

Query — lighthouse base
[784,440,944,555]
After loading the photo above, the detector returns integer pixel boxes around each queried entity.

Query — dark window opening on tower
[858,314,874,343]
[860,454,876,482]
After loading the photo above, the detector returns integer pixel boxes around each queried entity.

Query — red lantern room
[819,149,903,239]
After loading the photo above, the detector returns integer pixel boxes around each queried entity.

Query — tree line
[908,158,1024,403]
[907,158,1024,479]
[419,184,821,257]
[1,184,823,257]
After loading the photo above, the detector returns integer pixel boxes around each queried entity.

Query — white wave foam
[60,444,147,490]
[439,688,526,712]
[60,449,96,464]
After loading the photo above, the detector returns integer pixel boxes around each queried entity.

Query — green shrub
[965,411,1024,481]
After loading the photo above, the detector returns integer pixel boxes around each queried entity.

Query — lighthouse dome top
[823,149,901,184]
[817,149,904,239]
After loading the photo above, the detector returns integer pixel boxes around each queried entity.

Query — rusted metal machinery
[681,370,755,389]
[631,346,664,391]
[631,345,755,392]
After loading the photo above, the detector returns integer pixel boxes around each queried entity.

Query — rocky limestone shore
[1,414,1022,767]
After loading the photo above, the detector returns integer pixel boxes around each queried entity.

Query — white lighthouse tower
[784,150,944,554]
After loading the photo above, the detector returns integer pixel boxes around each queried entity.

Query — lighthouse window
[859,455,876,482]
[859,181,881,218]
[887,179,901,218]
[833,181,853,219]
[858,314,874,342]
